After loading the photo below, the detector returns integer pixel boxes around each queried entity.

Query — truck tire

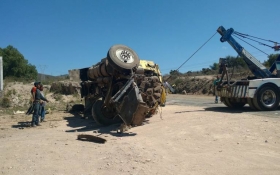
[222,98,233,107]
[252,98,262,111]
[230,102,246,108]
[255,85,280,111]
[107,45,140,71]
[92,99,122,126]
[247,98,259,110]
[224,98,246,108]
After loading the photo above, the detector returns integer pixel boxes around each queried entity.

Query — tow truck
[216,26,280,111]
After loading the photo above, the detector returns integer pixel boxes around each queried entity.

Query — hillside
[37,73,69,83]
[164,71,251,95]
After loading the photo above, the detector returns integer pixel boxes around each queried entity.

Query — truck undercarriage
[79,45,166,132]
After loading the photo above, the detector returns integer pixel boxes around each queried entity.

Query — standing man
[213,75,221,103]
[31,82,48,127]
[39,84,47,122]
[31,82,39,102]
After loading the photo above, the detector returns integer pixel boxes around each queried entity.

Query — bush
[53,94,63,101]
[1,97,11,108]
[202,88,208,94]
[50,82,77,95]
[174,78,184,86]
[6,89,16,96]
[50,82,63,94]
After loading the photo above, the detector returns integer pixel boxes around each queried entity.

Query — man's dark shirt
[34,89,47,101]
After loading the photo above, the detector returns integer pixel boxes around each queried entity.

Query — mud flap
[118,85,149,126]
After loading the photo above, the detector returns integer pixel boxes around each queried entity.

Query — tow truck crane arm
[217,26,272,78]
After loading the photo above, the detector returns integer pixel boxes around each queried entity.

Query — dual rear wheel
[223,85,280,111]
[248,85,279,111]
[222,97,246,108]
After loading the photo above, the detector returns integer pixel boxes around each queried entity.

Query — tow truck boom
[215,26,280,111]
[217,26,272,78]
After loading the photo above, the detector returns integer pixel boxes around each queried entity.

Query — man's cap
[34,82,41,86]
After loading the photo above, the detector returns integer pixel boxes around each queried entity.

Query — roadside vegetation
[165,54,279,94]
[0,45,279,109]
[0,46,74,111]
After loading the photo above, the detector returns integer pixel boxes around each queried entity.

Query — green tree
[169,70,181,76]
[225,55,245,68]
[210,62,219,70]
[0,45,37,79]
[263,54,280,68]
[209,56,247,71]
[234,56,247,68]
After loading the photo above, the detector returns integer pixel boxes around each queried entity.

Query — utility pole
[0,57,3,98]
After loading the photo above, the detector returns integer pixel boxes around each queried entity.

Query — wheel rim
[100,106,115,119]
[115,49,134,63]
[260,89,276,107]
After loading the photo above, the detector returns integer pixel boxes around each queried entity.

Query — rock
[66,103,84,113]
[50,81,81,95]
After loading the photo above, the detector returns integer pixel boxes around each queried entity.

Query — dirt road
[0,95,280,175]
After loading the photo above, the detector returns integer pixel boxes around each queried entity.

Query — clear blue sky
[1,0,279,76]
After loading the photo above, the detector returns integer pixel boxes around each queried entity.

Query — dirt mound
[171,77,215,95]
[50,81,81,95]
[1,81,82,110]
[169,72,250,95]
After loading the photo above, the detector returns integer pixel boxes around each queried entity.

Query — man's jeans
[32,102,40,125]
[40,106,45,121]
[215,96,219,103]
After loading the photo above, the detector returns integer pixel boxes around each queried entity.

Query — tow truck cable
[233,31,280,52]
[165,31,217,82]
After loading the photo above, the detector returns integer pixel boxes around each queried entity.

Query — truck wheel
[255,85,280,111]
[230,102,246,108]
[107,45,140,71]
[92,99,122,126]
[223,98,246,108]
[247,98,259,110]
[222,98,233,107]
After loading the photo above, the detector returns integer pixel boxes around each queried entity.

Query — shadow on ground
[64,111,137,137]
[203,106,255,113]
[203,106,280,119]
[204,106,280,114]
[173,106,255,114]
[12,121,32,129]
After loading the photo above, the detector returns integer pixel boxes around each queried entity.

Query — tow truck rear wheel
[222,98,232,107]
[92,99,122,126]
[247,98,259,110]
[255,85,280,111]
[107,45,140,72]
[225,98,246,108]
[230,102,246,108]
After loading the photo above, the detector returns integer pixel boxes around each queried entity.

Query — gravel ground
[0,95,280,175]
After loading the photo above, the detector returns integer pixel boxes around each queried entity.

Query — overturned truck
[79,45,166,131]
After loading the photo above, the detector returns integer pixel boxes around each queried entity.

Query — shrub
[54,94,63,101]
[1,97,11,108]
[6,89,16,96]
[202,88,208,94]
